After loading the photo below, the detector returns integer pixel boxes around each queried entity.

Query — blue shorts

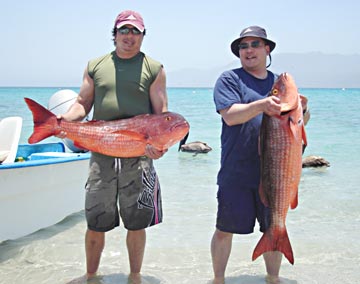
[215,184,270,234]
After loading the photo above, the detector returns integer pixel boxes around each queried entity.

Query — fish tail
[24,98,59,143]
[252,227,294,265]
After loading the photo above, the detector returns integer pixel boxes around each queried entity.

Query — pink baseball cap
[114,10,145,32]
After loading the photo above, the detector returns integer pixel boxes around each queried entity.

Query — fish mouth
[280,103,295,112]
[170,121,190,140]
[280,109,292,116]
[171,121,190,130]
[276,73,298,112]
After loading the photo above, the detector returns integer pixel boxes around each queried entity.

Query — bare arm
[149,67,168,114]
[60,68,95,122]
[220,96,281,126]
[146,67,169,159]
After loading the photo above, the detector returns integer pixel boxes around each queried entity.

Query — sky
[1,0,359,87]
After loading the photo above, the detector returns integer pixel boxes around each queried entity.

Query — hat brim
[116,21,145,32]
[230,37,276,57]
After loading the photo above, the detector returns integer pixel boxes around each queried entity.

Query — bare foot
[265,274,281,284]
[66,273,97,284]
[211,277,225,284]
[66,274,87,284]
[127,272,142,284]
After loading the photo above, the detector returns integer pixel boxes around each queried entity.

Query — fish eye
[165,116,171,121]
[272,89,279,95]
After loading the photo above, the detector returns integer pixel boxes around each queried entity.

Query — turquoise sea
[0,87,359,284]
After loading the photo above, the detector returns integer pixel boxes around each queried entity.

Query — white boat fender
[48,90,93,153]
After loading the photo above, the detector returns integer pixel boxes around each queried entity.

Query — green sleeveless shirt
[88,51,162,120]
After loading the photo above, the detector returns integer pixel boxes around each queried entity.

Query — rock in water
[302,156,330,168]
[180,141,212,153]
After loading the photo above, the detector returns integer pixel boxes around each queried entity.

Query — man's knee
[86,230,105,244]
[213,229,233,242]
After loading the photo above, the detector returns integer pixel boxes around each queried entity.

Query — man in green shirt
[63,10,168,284]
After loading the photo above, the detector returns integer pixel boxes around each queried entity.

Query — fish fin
[302,123,308,146]
[289,116,299,139]
[301,123,308,154]
[178,131,189,151]
[73,141,89,151]
[259,181,269,207]
[113,130,147,141]
[290,189,298,209]
[252,227,294,265]
[24,98,59,143]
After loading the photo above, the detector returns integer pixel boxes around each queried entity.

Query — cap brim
[116,21,145,32]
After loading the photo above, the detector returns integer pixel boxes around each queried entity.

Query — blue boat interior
[0,142,90,169]
[16,142,65,159]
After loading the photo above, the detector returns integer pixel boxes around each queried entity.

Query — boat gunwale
[0,153,90,169]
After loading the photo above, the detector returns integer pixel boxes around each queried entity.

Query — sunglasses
[117,27,142,35]
[238,40,264,50]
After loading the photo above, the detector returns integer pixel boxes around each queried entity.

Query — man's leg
[127,229,146,282]
[263,251,282,283]
[85,229,105,277]
[211,229,233,284]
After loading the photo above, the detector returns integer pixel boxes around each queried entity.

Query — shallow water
[0,87,359,283]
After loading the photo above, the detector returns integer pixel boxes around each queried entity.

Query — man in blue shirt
[211,26,284,284]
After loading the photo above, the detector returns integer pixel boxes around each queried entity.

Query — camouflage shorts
[85,153,163,231]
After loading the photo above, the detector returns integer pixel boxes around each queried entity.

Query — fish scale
[252,73,307,265]
[25,98,190,158]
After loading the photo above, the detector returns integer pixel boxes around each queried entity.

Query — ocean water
[0,87,359,284]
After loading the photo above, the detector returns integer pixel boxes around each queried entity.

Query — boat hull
[0,144,90,242]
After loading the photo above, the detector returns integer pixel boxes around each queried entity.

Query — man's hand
[145,144,167,160]
[55,115,67,138]
[263,96,281,116]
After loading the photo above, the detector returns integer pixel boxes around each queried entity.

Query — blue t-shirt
[213,68,276,188]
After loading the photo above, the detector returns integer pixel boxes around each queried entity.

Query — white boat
[0,90,92,243]
[0,141,90,243]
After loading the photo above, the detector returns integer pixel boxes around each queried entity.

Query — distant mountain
[167,52,360,88]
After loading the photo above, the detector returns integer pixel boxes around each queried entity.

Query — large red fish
[25,98,190,158]
[252,73,307,265]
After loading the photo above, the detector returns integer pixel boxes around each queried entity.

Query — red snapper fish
[25,98,190,158]
[252,73,307,265]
